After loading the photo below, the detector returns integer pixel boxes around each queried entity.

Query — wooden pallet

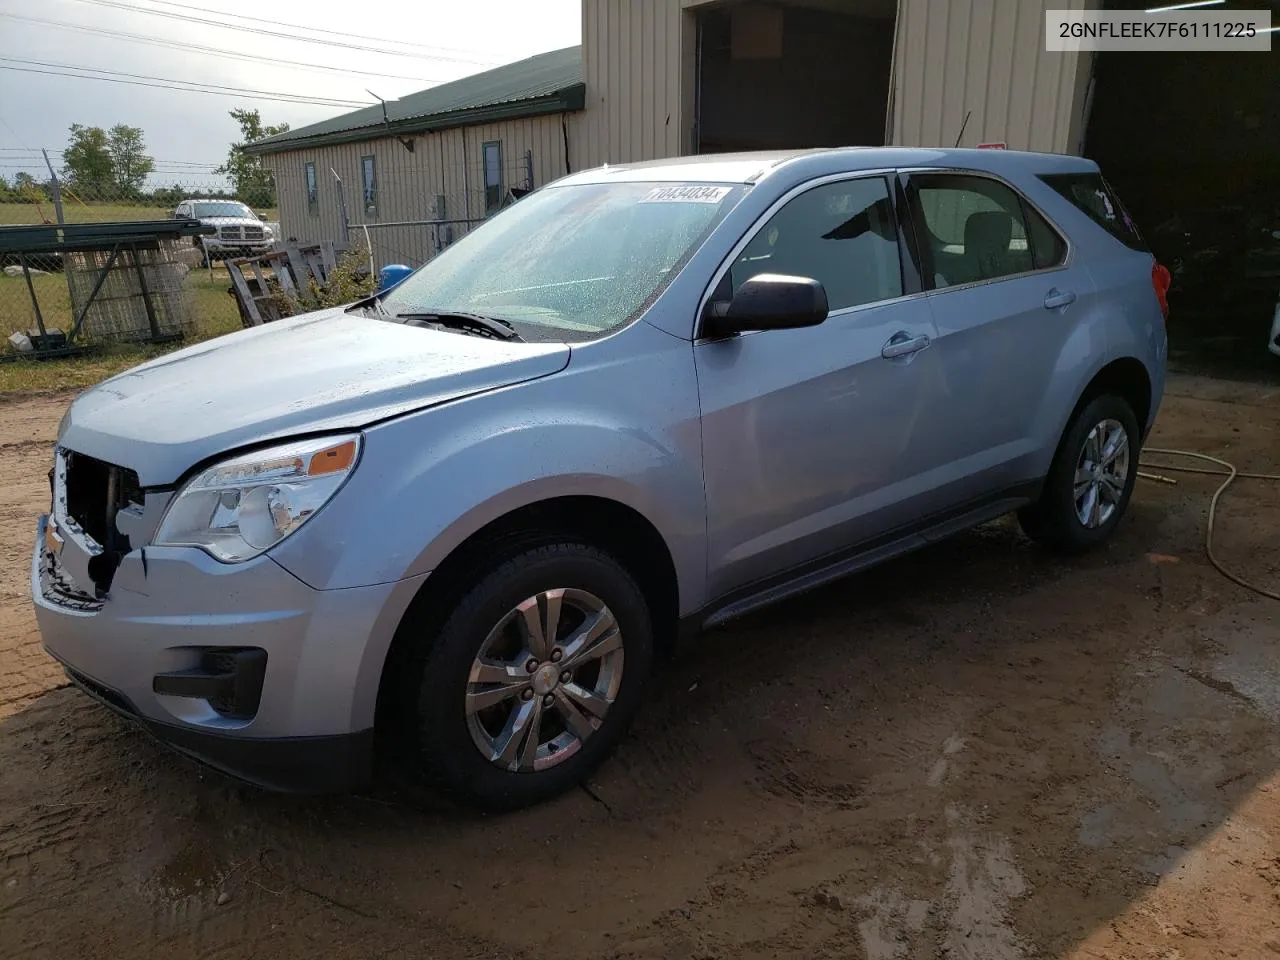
[225,241,346,327]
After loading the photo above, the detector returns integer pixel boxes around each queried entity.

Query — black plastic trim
[892,173,925,295]
[680,480,1041,636]
[153,648,267,719]
[61,663,372,793]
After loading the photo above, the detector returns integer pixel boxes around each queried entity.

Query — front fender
[269,332,707,611]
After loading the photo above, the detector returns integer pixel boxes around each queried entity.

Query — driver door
[695,174,945,599]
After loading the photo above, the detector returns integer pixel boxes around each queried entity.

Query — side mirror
[703,273,829,339]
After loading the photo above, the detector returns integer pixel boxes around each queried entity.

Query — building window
[361,155,377,216]
[305,161,318,216]
[482,140,503,214]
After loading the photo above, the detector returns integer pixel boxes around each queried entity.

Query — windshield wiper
[359,297,390,317]
[394,311,523,342]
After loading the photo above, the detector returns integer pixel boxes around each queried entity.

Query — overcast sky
[0,0,581,189]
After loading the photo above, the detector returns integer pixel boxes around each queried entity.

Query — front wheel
[407,542,654,811]
[1018,394,1140,554]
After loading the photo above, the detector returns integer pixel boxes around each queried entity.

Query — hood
[59,308,571,485]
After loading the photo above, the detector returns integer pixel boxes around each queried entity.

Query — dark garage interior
[693,0,897,154]
[1087,0,1280,377]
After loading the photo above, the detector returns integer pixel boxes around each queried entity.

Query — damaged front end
[46,448,150,602]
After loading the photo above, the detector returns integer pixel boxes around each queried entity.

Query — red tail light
[1152,261,1171,320]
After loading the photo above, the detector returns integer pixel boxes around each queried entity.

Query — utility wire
[109,0,497,61]
[0,56,370,102]
[64,0,500,64]
[0,13,450,85]
[0,65,370,107]
[0,150,220,167]
[0,59,373,107]
[0,156,220,167]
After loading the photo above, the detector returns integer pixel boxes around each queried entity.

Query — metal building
[578,0,1093,163]
[247,45,584,267]
[248,0,1275,306]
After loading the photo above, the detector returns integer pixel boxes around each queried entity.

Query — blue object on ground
[377,264,414,293]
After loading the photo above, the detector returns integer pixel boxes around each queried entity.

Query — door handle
[1043,289,1077,310]
[881,332,931,359]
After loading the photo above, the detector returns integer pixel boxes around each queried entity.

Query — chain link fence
[328,152,539,279]
[1,166,279,353]
[2,146,547,353]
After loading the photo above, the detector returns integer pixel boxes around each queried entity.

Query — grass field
[1,198,280,393]
[0,201,279,225]
[0,265,244,393]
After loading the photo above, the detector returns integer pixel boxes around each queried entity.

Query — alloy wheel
[1073,418,1130,529]
[464,588,624,773]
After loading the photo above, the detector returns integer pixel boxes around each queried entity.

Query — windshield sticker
[640,185,732,205]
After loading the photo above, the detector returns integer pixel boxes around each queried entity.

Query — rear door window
[908,174,1036,288]
[1039,173,1148,252]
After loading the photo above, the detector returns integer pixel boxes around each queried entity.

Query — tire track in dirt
[2,380,1280,960]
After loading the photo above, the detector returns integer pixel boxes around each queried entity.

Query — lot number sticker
[640,185,732,204]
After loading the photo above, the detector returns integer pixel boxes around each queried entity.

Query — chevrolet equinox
[34,147,1169,810]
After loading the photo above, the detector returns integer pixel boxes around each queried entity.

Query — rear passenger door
[902,170,1094,498]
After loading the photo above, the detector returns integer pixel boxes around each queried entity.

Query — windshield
[378,181,745,341]
[193,202,256,219]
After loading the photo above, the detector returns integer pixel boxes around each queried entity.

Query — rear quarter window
[1039,173,1148,252]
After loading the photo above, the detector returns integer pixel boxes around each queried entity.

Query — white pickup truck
[174,198,276,263]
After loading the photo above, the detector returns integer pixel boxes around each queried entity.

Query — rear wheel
[405,542,653,811]
[1018,394,1140,554]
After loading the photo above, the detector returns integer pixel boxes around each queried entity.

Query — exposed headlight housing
[153,435,361,562]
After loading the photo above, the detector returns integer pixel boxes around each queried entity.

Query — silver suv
[35,148,1168,810]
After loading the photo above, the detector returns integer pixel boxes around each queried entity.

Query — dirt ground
[2,376,1279,960]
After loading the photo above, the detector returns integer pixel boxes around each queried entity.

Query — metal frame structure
[0,220,214,359]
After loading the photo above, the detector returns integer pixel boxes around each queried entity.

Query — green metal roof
[245,45,584,155]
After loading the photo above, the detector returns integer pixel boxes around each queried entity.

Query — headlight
[153,435,361,562]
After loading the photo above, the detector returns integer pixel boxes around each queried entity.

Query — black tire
[1018,393,1140,554]
[405,542,653,811]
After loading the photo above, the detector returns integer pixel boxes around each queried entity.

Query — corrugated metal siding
[261,114,572,263]
[576,0,1094,168]
[890,0,1093,154]
[266,0,1101,251]
[577,0,688,169]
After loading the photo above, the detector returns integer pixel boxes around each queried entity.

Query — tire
[1018,393,1140,554]
[405,542,653,811]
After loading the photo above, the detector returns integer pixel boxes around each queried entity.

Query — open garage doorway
[1083,0,1280,377]
[692,0,898,154]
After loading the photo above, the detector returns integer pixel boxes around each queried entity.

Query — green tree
[108,124,154,198]
[149,184,186,207]
[62,124,113,199]
[216,108,288,209]
[13,171,38,201]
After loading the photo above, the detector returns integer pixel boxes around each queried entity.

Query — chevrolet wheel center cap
[532,664,559,696]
